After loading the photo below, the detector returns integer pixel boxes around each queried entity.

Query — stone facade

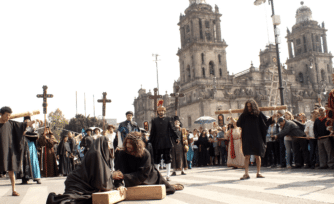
[134,2,334,130]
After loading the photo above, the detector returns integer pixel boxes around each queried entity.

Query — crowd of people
[1,95,334,202]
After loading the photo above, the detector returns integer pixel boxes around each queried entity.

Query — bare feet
[12,191,20,196]
[173,184,184,191]
[240,174,250,180]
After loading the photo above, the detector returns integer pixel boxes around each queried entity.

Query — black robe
[114,149,175,195]
[47,136,114,204]
[57,140,72,176]
[80,136,94,155]
[171,129,187,170]
[17,137,33,181]
[195,135,210,167]
[237,112,270,157]
[0,120,26,172]
[142,136,154,165]
[149,117,178,150]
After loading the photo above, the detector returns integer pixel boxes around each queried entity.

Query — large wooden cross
[37,85,53,129]
[170,86,185,116]
[97,92,111,130]
[215,105,287,115]
[149,88,162,116]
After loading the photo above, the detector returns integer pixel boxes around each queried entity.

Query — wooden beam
[215,105,287,115]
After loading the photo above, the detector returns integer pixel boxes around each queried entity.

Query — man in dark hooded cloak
[114,132,184,195]
[57,134,72,176]
[47,136,126,204]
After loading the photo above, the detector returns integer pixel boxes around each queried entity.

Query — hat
[277,117,285,123]
[93,127,102,132]
[85,128,92,132]
[157,100,166,112]
[126,111,134,116]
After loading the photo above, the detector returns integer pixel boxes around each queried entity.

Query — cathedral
[133,1,333,130]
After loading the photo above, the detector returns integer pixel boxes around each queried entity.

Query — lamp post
[254,0,284,105]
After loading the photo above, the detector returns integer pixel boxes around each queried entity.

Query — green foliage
[48,108,68,141]
[65,114,104,134]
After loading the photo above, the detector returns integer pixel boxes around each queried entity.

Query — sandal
[256,174,265,178]
[173,184,184,191]
[171,172,176,176]
[240,174,250,180]
[12,191,20,196]
[181,171,186,175]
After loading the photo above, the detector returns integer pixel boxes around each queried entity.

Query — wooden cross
[170,86,185,116]
[149,88,162,116]
[97,92,111,130]
[36,85,53,128]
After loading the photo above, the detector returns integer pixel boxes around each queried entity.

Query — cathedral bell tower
[286,2,333,89]
[177,1,228,85]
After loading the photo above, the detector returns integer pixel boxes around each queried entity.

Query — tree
[48,108,69,141]
[65,114,104,134]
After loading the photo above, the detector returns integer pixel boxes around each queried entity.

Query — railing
[234,68,251,78]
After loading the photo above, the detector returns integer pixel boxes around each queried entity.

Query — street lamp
[254,0,285,105]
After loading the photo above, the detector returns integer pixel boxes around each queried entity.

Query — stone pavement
[1,166,334,204]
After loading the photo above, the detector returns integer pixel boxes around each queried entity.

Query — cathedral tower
[286,2,333,89]
[177,1,228,84]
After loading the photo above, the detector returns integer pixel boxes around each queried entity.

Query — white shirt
[305,120,315,139]
[106,132,116,149]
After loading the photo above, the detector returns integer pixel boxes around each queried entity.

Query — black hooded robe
[0,120,27,172]
[114,149,175,195]
[57,139,72,176]
[47,136,115,204]
[237,112,270,157]
[194,135,210,167]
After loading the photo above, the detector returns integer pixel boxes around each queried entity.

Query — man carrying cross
[0,106,36,196]
[231,99,274,180]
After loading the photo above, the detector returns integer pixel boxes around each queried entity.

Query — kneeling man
[114,132,183,195]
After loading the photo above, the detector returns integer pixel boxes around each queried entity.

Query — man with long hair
[0,106,35,196]
[233,100,273,180]
[114,132,183,194]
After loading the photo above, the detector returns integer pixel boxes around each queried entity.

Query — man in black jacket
[149,100,179,181]
[273,118,310,168]
[314,107,334,169]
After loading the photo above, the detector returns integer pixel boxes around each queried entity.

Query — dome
[296,1,312,24]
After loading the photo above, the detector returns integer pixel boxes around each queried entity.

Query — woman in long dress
[226,117,245,168]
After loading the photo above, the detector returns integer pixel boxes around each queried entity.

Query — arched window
[192,68,195,79]
[219,69,222,77]
[321,69,326,81]
[218,54,222,64]
[201,53,205,64]
[327,64,331,73]
[299,73,304,83]
[209,61,215,76]
[202,67,205,78]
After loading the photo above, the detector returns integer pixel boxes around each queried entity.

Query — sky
[1,0,333,123]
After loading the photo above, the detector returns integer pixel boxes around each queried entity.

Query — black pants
[154,148,171,164]
[263,141,279,166]
[279,138,286,167]
[292,138,310,166]
[309,139,318,166]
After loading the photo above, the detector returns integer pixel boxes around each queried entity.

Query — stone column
[288,41,293,58]
[322,35,328,53]
[293,39,297,56]
[180,27,185,47]
[216,18,221,42]
[306,34,313,52]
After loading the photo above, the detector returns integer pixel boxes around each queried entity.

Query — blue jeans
[284,140,293,166]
